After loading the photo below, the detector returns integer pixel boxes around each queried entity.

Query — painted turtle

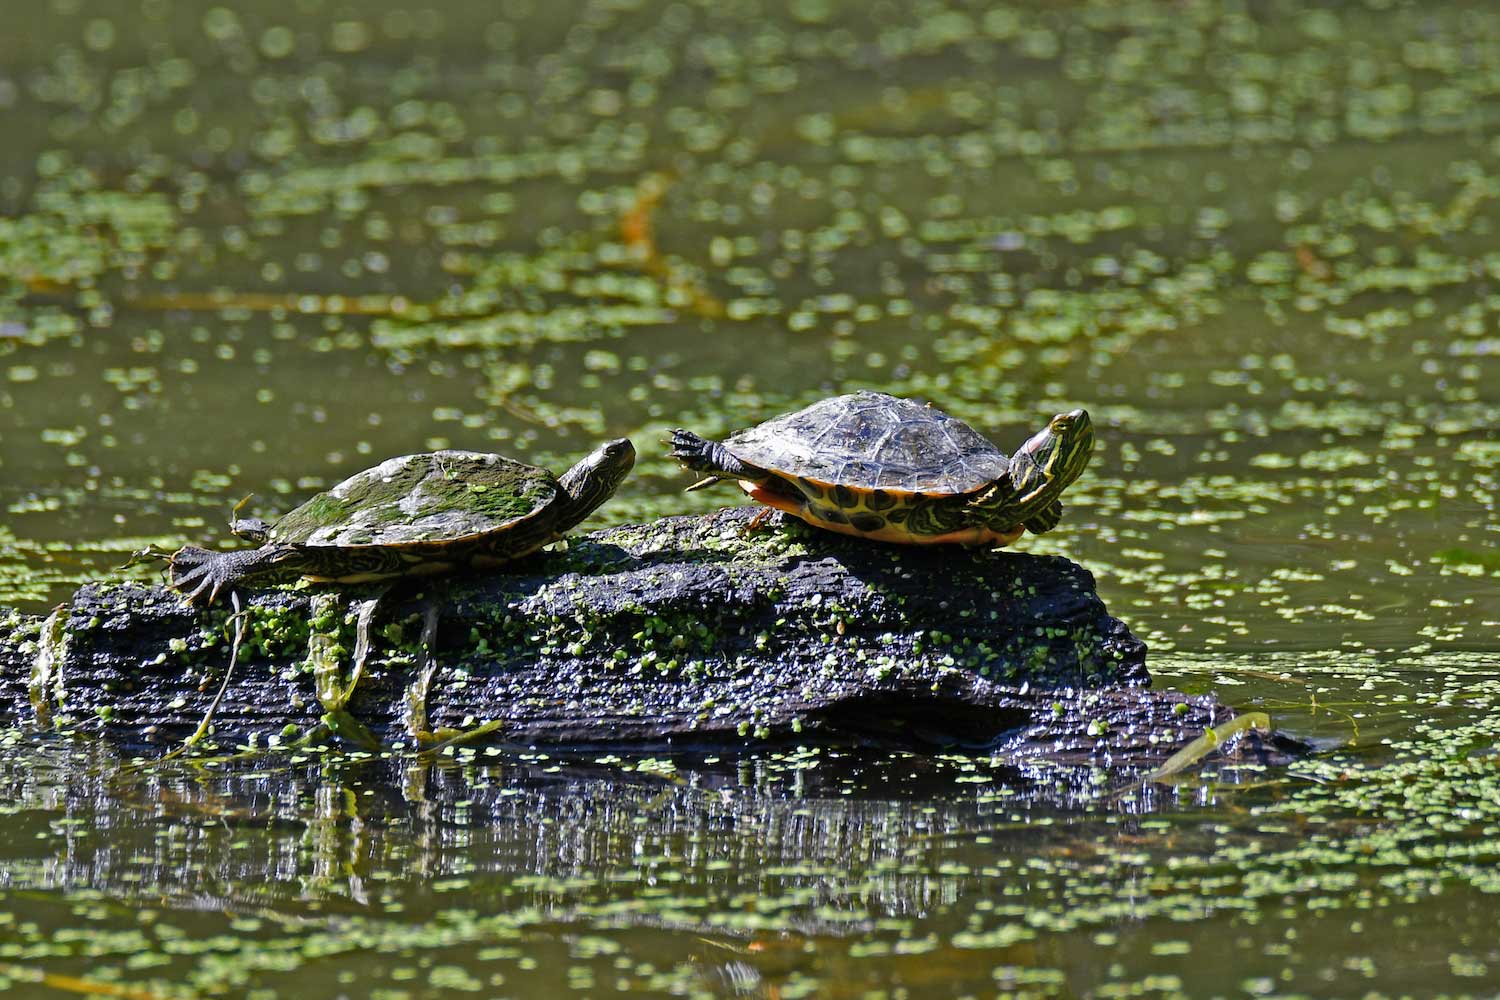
[669,392,1091,545]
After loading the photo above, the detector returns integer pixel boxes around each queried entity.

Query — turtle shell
[724,391,1010,494]
[268,451,558,548]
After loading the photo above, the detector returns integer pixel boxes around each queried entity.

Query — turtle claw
[745,507,775,534]
[166,546,235,607]
[667,428,752,484]
[667,429,735,474]
[666,428,713,470]
[118,539,237,605]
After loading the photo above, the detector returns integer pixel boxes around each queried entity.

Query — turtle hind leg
[167,544,302,606]
[167,546,243,605]
[667,429,754,483]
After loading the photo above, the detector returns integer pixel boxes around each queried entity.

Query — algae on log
[1,508,1253,762]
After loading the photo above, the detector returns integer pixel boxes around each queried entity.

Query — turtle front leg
[740,481,804,533]
[1022,500,1063,534]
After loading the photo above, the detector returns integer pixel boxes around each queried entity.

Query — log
[1,508,1275,763]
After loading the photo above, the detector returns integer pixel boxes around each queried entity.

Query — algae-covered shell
[269,451,558,547]
[166,440,636,604]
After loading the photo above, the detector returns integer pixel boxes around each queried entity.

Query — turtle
[163,439,636,605]
[668,392,1092,546]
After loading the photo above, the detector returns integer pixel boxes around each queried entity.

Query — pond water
[1,0,1498,995]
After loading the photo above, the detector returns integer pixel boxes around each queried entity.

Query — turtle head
[1007,408,1094,530]
[229,518,275,544]
[556,438,636,529]
[227,495,274,544]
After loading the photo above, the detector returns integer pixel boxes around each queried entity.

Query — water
[1,0,1498,995]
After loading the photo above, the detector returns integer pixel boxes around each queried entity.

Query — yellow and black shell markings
[793,479,903,535]
[748,474,1022,546]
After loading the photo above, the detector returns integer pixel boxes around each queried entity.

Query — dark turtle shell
[723,391,1010,494]
[268,451,559,548]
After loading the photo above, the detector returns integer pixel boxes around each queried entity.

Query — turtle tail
[168,544,304,606]
[667,429,755,488]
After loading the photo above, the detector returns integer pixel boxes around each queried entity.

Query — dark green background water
[1,0,1498,996]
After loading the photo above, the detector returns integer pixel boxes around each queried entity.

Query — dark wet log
[0,508,1274,763]
[0,612,34,719]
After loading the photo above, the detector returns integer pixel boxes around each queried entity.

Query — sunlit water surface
[1,0,1498,995]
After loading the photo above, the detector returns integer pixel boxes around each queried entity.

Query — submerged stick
[27,605,67,727]
[1141,712,1274,783]
[403,601,443,740]
[160,591,247,762]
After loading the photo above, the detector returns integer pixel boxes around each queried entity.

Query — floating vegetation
[2,0,1500,993]
[0,649,1496,996]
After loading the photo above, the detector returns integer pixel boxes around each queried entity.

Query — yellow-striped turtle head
[1004,408,1094,533]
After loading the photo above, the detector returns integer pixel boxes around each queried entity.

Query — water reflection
[3,738,1209,918]
[2,687,1496,997]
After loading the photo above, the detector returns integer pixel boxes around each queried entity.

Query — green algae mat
[1,0,1498,995]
